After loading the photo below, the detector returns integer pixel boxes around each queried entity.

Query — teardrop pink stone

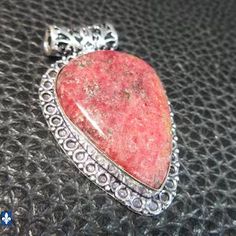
[56,50,172,189]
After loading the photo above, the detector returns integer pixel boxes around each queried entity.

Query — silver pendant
[39,23,179,216]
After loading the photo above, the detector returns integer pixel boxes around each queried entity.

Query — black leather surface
[0,0,236,235]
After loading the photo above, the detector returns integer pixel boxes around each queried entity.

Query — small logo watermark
[1,211,12,226]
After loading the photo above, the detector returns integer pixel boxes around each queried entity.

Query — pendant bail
[44,23,118,57]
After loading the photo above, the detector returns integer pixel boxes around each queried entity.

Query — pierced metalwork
[44,23,118,57]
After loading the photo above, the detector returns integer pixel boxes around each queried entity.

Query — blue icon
[1,211,12,226]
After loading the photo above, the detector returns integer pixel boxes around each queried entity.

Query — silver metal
[40,23,179,216]
[44,23,118,57]
[39,57,179,216]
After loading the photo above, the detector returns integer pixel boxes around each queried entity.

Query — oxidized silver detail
[39,55,180,216]
[44,23,118,57]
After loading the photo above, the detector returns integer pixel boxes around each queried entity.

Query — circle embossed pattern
[0,0,236,235]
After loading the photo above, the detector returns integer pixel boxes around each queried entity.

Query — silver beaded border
[39,54,180,216]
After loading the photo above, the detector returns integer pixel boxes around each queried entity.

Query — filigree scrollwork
[44,23,118,57]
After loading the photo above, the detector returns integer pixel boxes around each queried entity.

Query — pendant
[39,23,179,216]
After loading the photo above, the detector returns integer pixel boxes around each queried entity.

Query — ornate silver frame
[39,53,179,216]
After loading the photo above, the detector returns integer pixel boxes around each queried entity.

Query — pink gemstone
[56,50,172,189]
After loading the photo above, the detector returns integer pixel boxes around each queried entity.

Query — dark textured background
[0,0,236,235]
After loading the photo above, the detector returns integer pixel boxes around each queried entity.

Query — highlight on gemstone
[56,50,172,189]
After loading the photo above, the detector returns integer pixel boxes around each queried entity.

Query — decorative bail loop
[43,23,118,57]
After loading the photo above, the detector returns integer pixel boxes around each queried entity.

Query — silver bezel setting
[39,54,180,216]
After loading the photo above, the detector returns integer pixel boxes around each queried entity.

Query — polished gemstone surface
[56,50,172,189]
